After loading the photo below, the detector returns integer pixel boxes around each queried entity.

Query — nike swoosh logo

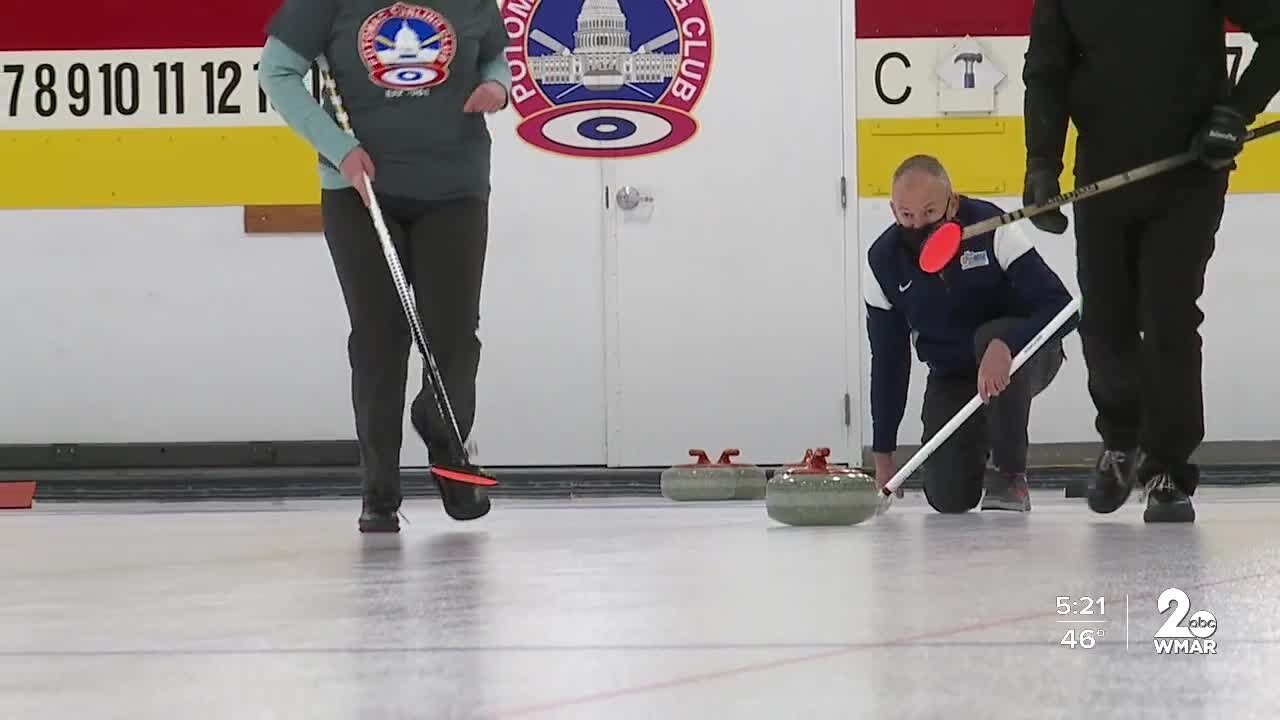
[899,282,912,292]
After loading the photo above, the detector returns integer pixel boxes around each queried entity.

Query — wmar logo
[501,0,714,158]
[1154,587,1218,655]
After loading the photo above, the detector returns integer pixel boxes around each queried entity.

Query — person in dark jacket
[1022,0,1280,522]
[865,155,1076,513]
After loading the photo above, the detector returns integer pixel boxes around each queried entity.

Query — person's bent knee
[1140,303,1205,354]
[422,312,482,348]
[922,467,983,513]
[925,487,981,513]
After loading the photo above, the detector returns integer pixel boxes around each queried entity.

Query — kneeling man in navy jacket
[865,154,1077,512]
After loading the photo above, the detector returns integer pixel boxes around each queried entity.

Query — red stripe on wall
[853,0,1032,39]
[0,0,277,51]
[854,0,1241,38]
[2,1,1247,49]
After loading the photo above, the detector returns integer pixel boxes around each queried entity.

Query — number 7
[1227,46,1243,85]
[3,64,24,116]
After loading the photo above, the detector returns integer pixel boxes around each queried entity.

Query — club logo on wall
[359,2,457,91]
[501,0,713,158]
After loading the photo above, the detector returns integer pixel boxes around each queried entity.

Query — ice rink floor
[3,485,1280,719]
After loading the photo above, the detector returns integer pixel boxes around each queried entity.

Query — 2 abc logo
[1154,587,1217,654]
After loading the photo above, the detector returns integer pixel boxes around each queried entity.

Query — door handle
[615,186,653,211]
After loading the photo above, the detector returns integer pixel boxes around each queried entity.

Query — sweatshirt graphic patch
[359,2,457,94]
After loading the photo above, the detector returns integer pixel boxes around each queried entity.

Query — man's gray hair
[892,154,952,192]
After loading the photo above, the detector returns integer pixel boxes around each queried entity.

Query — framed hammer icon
[955,52,983,88]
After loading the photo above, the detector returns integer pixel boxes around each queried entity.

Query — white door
[600,0,854,466]
[401,111,611,468]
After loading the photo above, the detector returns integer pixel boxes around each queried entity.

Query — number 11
[154,62,185,115]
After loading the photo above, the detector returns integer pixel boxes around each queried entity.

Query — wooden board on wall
[244,205,323,234]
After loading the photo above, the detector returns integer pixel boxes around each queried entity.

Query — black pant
[921,317,1064,513]
[321,187,490,510]
[1072,165,1227,492]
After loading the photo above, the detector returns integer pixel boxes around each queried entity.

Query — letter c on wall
[874,52,911,105]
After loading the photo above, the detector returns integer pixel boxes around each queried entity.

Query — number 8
[35,63,56,117]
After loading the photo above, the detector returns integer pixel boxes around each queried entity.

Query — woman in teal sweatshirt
[259,0,512,533]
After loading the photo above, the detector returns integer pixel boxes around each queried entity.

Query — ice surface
[2,486,1279,718]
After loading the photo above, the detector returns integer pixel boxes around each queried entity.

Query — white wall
[3,25,1278,467]
[855,194,1280,449]
[0,109,612,468]
[0,204,355,443]
[8,187,1275,465]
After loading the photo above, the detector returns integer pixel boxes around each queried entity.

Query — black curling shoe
[358,502,401,533]
[433,468,492,521]
[1088,448,1142,514]
[1143,472,1196,523]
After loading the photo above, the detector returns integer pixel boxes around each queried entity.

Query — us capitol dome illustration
[527,0,682,94]
[375,19,445,64]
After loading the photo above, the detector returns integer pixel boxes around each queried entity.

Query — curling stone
[714,449,767,500]
[661,449,739,501]
[765,448,820,493]
[766,448,887,526]
[776,448,815,473]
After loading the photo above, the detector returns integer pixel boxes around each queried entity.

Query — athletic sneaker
[982,470,1031,511]
[1087,448,1142,514]
[1143,468,1197,523]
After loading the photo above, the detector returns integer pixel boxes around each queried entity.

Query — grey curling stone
[661,449,738,501]
[766,448,888,526]
[714,448,767,500]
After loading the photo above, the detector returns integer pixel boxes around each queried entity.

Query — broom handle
[962,119,1280,240]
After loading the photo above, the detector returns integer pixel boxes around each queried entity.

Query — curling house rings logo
[359,2,457,91]
[501,0,714,158]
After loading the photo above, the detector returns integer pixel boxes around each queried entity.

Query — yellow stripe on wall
[5,113,1278,208]
[857,113,1280,198]
[0,127,320,209]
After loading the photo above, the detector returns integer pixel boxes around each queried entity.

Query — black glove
[1022,158,1069,235]
[1191,104,1248,170]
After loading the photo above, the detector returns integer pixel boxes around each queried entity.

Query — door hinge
[843,392,851,426]
[839,176,848,209]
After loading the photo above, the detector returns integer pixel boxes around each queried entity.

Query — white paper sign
[934,36,1006,114]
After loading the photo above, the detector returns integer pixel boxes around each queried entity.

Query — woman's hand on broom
[340,146,377,206]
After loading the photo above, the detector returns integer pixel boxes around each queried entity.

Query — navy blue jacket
[864,196,1076,453]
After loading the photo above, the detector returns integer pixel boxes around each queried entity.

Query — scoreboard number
[0,49,324,129]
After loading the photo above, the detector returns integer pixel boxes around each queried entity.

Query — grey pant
[920,317,1064,513]
[321,188,489,511]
